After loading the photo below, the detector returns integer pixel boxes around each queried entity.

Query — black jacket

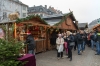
[73,35,77,42]
[66,35,74,47]
[25,34,36,50]
[76,33,83,44]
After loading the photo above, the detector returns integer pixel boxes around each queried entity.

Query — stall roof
[53,12,77,26]
[0,15,49,25]
[93,24,100,29]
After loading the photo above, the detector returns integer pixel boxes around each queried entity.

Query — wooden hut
[53,12,78,32]
[0,15,53,53]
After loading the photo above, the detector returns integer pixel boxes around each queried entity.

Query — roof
[0,15,48,25]
[93,24,100,29]
[89,18,100,28]
[16,15,48,25]
[28,5,62,15]
[11,0,28,7]
[53,12,77,26]
[78,23,88,28]
[42,14,63,19]
[28,5,48,14]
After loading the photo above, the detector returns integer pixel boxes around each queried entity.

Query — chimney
[34,5,35,7]
[45,5,47,9]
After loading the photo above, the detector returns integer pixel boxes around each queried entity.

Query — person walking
[77,30,83,55]
[63,33,68,55]
[95,28,100,55]
[90,32,95,50]
[82,31,86,52]
[73,33,78,51]
[66,31,74,61]
[24,31,36,55]
[56,34,64,60]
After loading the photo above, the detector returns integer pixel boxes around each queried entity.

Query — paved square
[36,46,100,66]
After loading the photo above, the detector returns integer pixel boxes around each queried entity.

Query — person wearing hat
[56,34,64,60]
[24,31,36,55]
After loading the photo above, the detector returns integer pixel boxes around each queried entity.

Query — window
[39,8,43,12]
[3,12,7,19]
[23,6,26,10]
[23,13,26,17]
[31,9,35,12]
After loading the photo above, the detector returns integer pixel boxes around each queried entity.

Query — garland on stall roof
[16,15,48,25]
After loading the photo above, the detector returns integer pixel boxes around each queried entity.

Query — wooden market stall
[0,15,56,54]
[53,12,78,32]
[14,15,52,53]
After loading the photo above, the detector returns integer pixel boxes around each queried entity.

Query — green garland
[16,15,48,25]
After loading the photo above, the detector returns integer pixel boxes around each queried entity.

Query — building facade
[0,0,28,22]
[28,5,62,17]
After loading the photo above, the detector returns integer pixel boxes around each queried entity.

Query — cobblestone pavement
[36,46,100,66]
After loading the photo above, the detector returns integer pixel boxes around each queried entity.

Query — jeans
[28,50,35,55]
[82,41,85,51]
[78,44,82,54]
[96,41,100,54]
[91,40,94,49]
[95,42,98,52]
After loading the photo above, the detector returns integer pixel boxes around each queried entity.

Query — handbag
[69,42,75,46]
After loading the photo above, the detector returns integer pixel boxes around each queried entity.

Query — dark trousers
[74,41,77,50]
[57,52,63,58]
[68,46,73,59]
[87,40,91,47]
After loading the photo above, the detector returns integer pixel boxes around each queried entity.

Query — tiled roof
[28,5,62,15]
[28,6,48,14]
[11,0,28,6]
[78,23,88,28]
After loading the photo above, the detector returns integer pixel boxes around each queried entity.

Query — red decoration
[17,23,23,26]
[35,26,39,30]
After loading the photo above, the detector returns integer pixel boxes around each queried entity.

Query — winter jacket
[56,37,64,50]
[25,34,36,50]
[66,35,74,47]
[76,33,83,44]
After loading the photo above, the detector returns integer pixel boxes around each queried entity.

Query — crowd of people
[56,29,100,61]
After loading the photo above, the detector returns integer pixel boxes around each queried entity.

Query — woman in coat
[56,34,64,60]
[66,31,74,61]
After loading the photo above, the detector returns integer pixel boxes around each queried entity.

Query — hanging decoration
[35,26,39,30]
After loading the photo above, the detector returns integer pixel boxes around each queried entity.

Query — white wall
[0,0,28,22]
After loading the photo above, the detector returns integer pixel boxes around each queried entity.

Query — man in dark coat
[25,32,36,55]
[77,30,84,55]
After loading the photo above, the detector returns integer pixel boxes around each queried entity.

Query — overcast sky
[20,0,100,23]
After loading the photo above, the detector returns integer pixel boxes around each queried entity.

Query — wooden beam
[14,23,17,39]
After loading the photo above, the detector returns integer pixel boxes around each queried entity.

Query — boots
[69,57,72,61]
